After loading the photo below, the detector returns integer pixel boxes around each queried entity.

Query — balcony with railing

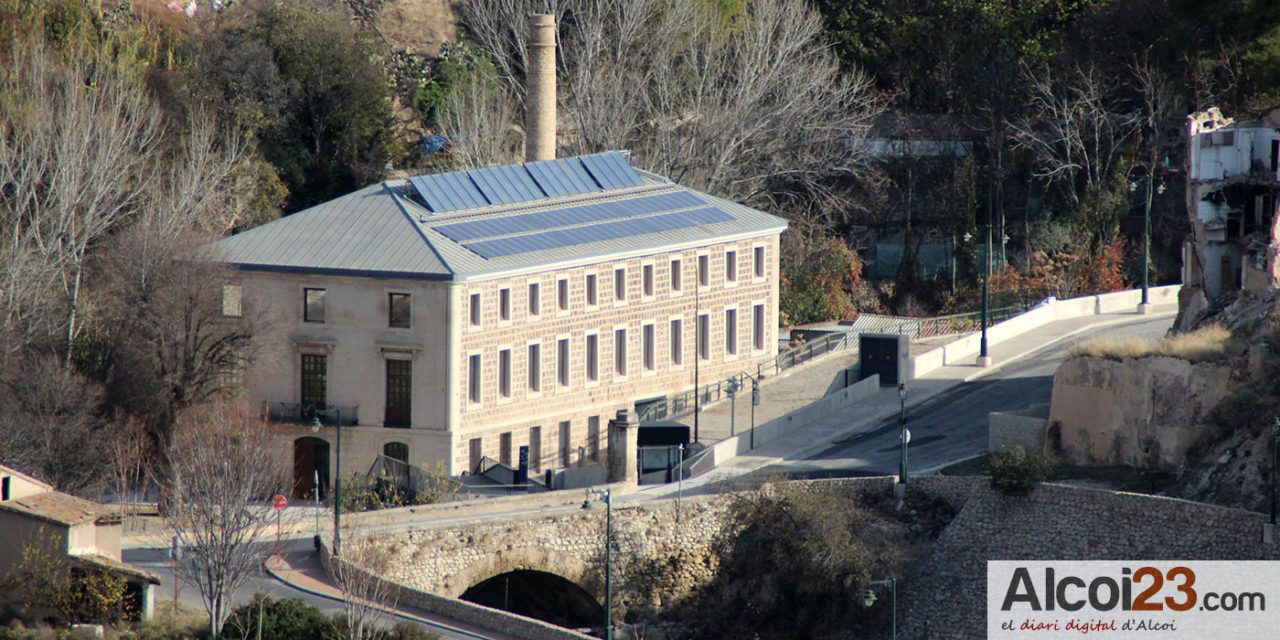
[263,402,360,427]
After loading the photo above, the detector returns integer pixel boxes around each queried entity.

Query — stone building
[213,151,785,492]
[1180,107,1280,326]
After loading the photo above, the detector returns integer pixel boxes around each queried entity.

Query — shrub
[1067,325,1231,363]
[135,602,209,640]
[219,595,327,640]
[988,446,1056,496]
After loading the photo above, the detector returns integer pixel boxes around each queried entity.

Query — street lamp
[726,377,740,437]
[1130,172,1165,313]
[311,407,343,555]
[1271,417,1279,527]
[965,222,993,367]
[582,488,614,640]
[864,578,897,640]
[897,383,909,485]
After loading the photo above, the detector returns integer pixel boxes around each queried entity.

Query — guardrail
[263,402,359,426]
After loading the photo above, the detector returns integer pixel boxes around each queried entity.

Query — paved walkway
[265,551,520,640]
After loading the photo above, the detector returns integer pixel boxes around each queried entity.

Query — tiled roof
[0,490,101,526]
[210,152,787,282]
[73,554,161,584]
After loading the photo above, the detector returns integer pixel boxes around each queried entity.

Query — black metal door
[859,335,899,385]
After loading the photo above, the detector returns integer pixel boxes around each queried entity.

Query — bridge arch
[444,547,596,599]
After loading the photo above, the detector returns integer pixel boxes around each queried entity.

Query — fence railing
[263,402,360,427]
[845,305,1030,340]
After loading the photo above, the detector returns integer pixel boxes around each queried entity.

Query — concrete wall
[987,404,1048,453]
[696,373,881,470]
[1049,355,1233,470]
[0,510,67,579]
[910,285,1181,378]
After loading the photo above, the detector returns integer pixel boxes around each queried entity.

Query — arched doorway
[460,570,603,629]
[293,437,330,500]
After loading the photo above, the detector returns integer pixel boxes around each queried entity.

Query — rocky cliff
[1049,356,1233,470]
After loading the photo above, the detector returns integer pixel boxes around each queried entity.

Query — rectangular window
[529,426,542,472]
[222,285,242,317]
[304,288,326,323]
[528,344,541,392]
[586,274,598,305]
[498,349,511,398]
[614,268,626,301]
[301,354,327,409]
[670,319,683,365]
[559,421,571,467]
[643,324,655,371]
[614,328,627,376]
[557,338,570,387]
[753,304,766,350]
[725,250,737,282]
[469,293,481,326]
[468,354,481,403]
[384,359,411,427]
[528,283,540,316]
[557,279,569,310]
[586,334,599,381]
[754,246,765,277]
[499,288,511,321]
[469,438,483,473]
[725,309,738,355]
[500,432,513,467]
[671,259,682,291]
[588,416,600,462]
[698,314,709,360]
[389,293,410,328]
[643,265,653,296]
[698,255,709,286]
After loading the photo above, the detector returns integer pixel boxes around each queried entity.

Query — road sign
[273,494,287,510]
[902,429,912,444]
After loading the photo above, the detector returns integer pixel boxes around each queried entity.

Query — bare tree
[107,416,152,511]
[451,0,884,222]
[0,355,108,495]
[437,68,523,169]
[326,532,399,640]
[161,400,288,637]
[0,46,163,360]
[1009,63,1141,250]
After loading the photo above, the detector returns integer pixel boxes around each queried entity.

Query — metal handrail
[263,401,359,426]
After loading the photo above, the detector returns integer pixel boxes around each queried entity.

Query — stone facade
[455,236,779,472]
[1048,356,1234,469]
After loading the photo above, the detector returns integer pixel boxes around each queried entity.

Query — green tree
[184,1,396,213]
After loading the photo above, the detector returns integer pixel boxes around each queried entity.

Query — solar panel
[434,191,706,243]
[525,157,599,197]
[468,164,546,205]
[463,207,735,259]
[580,152,643,190]
[409,152,644,214]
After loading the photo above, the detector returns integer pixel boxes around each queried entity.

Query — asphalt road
[124,541,498,640]
[770,314,1176,478]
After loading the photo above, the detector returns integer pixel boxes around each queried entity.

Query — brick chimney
[524,14,556,162]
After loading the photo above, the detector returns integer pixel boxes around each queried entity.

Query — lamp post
[311,407,342,555]
[726,377,740,437]
[582,488,614,640]
[1271,418,1279,527]
[965,225,993,367]
[1130,172,1165,314]
[750,375,760,450]
[897,383,909,485]
[864,578,897,640]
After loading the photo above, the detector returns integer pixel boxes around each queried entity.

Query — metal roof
[210,153,787,282]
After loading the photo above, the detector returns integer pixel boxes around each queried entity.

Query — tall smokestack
[525,14,557,162]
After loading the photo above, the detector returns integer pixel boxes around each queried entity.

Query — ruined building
[1180,108,1280,327]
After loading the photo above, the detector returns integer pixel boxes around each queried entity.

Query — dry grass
[1068,325,1231,363]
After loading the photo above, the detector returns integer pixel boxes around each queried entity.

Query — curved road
[770,314,1175,478]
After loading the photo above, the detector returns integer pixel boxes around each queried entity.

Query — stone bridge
[363,494,730,628]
